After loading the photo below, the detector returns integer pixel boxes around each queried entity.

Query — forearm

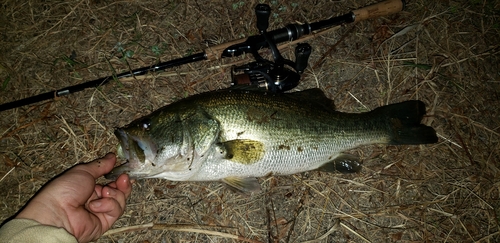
[0,218,77,243]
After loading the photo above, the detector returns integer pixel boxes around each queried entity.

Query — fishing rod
[0,0,405,112]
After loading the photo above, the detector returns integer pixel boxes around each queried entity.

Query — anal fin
[317,154,362,174]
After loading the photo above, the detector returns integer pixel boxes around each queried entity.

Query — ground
[1,0,499,242]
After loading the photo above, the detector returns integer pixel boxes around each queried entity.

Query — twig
[154,225,262,243]
[340,222,371,243]
[311,25,356,70]
[0,117,46,139]
[474,231,500,243]
[102,222,154,236]
[300,221,339,243]
[102,223,263,243]
[347,91,370,110]
[441,49,500,67]
[0,167,17,184]
[448,183,494,209]
[42,0,85,37]
[436,133,462,148]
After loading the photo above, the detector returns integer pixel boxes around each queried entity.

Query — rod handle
[351,0,405,22]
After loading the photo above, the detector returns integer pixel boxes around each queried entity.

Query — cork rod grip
[351,0,405,22]
[205,0,405,61]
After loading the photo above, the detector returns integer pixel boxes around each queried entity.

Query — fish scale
[202,95,385,174]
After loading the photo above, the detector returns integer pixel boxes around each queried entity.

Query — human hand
[15,153,133,243]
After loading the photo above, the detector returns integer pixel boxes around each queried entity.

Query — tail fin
[373,100,438,145]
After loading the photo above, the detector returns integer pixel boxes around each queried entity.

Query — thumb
[74,153,117,179]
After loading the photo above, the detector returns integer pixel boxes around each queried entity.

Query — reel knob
[255,4,271,33]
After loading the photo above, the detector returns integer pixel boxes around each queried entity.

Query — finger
[85,185,104,211]
[94,185,104,198]
[101,186,127,210]
[107,181,117,189]
[115,174,133,199]
[89,197,124,220]
[85,185,102,204]
[74,153,117,179]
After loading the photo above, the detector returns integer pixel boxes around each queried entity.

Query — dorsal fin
[228,84,267,92]
[284,88,336,110]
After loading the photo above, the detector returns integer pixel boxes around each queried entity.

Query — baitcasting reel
[231,4,312,93]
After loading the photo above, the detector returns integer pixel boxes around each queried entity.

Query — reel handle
[295,43,312,74]
[255,4,271,32]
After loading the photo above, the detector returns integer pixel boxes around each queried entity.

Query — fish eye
[140,118,152,130]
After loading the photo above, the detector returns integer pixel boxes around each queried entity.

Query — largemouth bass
[106,89,437,192]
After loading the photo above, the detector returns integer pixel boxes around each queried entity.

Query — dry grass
[1,0,499,242]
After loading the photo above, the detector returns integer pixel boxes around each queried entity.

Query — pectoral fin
[222,177,261,194]
[317,154,362,173]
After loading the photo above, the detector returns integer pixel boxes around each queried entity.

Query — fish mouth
[105,128,157,180]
